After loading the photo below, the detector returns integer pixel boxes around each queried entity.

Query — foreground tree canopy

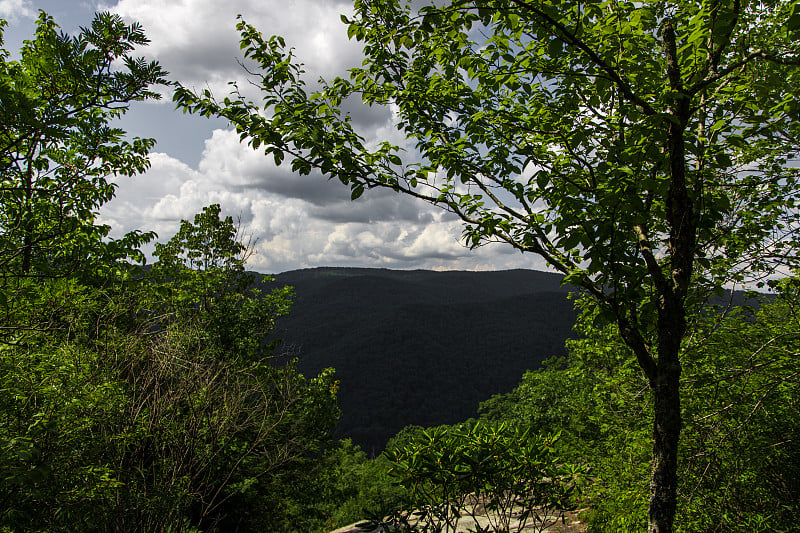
[174,1,800,530]
[0,12,166,280]
[1,4,798,532]
[0,13,342,532]
[478,288,800,531]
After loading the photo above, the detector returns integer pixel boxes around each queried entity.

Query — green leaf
[351,184,365,200]
[715,153,732,168]
[548,39,562,58]
[788,3,800,31]
[788,13,800,32]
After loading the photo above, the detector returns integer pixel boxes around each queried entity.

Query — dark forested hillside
[269,267,578,453]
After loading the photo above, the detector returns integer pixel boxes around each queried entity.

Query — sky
[1,0,550,274]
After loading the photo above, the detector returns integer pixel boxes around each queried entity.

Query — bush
[376,422,581,533]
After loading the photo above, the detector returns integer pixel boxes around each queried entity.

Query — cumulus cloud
[103,0,362,95]
[0,0,35,22]
[101,0,390,137]
[99,126,548,274]
[87,0,551,273]
[99,126,463,272]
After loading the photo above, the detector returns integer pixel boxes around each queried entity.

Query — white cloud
[89,0,552,274]
[0,0,35,22]
[0,0,556,275]
[400,222,468,260]
[102,0,361,97]
[99,125,551,274]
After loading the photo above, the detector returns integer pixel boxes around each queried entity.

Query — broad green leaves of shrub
[378,422,581,533]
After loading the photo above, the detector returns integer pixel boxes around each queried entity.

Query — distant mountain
[267,267,579,454]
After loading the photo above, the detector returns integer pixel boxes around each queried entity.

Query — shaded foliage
[0,11,165,281]
[479,291,800,532]
[377,422,580,533]
[0,205,341,531]
[0,12,342,532]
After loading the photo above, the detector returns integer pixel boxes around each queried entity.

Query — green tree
[0,205,340,531]
[381,422,577,533]
[481,302,663,530]
[142,204,338,531]
[151,204,293,361]
[677,287,800,531]
[0,11,166,280]
[481,289,800,531]
[0,13,168,522]
[174,1,800,529]
[0,12,341,531]
[312,439,409,530]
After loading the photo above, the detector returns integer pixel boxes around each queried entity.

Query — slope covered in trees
[270,267,577,452]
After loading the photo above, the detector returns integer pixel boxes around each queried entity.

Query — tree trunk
[649,19,693,532]
[648,354,682,533]
[21,145,36,275]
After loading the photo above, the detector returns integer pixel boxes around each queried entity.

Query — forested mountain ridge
[264,267,768,453]
[267,267,578,452]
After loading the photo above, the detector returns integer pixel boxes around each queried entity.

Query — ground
[329,506,590,533]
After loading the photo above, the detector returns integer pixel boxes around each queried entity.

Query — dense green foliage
[477,292,800,532]
[151,204,294,363]
[0,11,165,281]
[378,422,579,533]
[0,210,342,530]
[3,6,800,533]
[312,439,409,530]
[0,14,344,533]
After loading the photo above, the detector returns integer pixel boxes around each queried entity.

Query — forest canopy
[0,13,340,532]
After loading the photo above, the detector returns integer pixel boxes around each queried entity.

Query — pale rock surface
[329,507,589,533]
